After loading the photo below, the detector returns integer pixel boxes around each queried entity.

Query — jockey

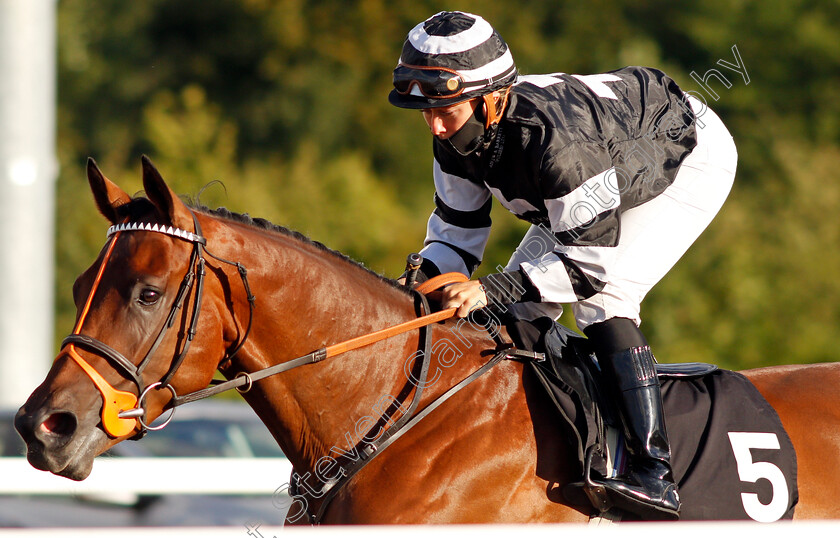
[389,11,737,519]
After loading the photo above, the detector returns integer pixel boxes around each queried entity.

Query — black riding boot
[584,318,680,520]
[598,346,680,519]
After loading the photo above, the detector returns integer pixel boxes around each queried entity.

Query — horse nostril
[38,411,77,438]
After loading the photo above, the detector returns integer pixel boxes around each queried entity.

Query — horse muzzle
[15,396,105,480]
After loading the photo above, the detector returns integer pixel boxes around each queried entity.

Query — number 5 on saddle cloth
[506,317,798,521]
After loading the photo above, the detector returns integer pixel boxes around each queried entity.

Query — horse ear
[87,157,131,224]
[140,155,193,229]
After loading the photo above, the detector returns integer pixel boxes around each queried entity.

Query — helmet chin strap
[481,87,511,130]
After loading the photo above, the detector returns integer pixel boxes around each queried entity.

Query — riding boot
[596,345,681,520]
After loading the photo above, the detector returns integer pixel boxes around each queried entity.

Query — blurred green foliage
[54,0,840,369]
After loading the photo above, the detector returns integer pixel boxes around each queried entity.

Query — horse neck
[210,218,419,470]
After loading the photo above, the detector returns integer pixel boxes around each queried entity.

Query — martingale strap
[307,345,512,525]
[284,272,527,525]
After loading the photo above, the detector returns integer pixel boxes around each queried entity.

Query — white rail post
[0,0,57,407]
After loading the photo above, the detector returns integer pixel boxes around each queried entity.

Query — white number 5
[727,432,789,522]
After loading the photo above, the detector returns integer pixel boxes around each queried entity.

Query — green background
[55,0,840,370]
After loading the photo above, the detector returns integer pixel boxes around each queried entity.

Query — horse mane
[114,196,410,294]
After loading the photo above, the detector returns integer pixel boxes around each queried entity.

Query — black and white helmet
[389,11,518,110]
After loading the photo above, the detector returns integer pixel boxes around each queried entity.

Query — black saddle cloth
[506,317,799,521]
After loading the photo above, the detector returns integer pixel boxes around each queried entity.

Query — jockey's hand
[440,280,487,318]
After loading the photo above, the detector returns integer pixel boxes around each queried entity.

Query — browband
[107,221,206,245]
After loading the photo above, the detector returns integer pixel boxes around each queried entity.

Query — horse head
[15,157,239,480]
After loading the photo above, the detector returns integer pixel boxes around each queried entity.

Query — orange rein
[324,272,468,358]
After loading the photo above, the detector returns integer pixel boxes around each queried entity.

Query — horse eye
[138,289,161,306]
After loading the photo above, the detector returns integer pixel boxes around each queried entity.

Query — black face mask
[438,97,504,157]
[440,108,487,156]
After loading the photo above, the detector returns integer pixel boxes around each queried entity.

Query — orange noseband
[60,231,140,437]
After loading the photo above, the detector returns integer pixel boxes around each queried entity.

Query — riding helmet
[389,11,518,110]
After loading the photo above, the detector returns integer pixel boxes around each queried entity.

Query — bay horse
[14,157,840,522]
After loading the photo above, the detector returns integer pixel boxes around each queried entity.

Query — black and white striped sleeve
[518,141,621,303]
[419,158,492,277]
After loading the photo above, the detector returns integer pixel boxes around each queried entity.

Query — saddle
[505,316,799,521]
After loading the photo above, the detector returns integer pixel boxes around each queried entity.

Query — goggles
[393,64,488,99]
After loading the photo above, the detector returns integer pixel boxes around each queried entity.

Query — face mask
[443,109,486,156]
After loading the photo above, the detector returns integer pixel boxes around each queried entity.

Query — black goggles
[393,64,487,99]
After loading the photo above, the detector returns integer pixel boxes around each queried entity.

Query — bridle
[55,208,546,523]
[56,209,460,441]
[59,211,254,439]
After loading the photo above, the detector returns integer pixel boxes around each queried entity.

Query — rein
[173,272,471,405]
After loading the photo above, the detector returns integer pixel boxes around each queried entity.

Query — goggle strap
[395,63,516,99]
[483,86,512,130]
